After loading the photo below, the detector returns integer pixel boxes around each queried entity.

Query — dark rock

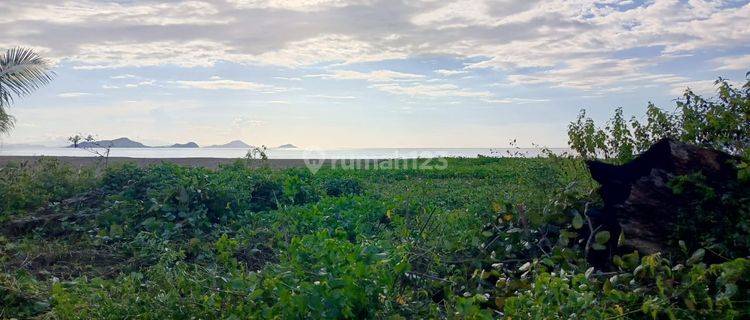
[586,138,738,258]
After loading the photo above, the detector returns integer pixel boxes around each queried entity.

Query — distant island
[69,138,261,149]
[74,137,147,148]
[168,142,199,148]
[277,144,298,149]
[205,140,251,148]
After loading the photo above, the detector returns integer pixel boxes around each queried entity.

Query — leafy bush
[324,177,364,197]
[505,255,750,319]
[568,76,750,162]
[0,158,95,217]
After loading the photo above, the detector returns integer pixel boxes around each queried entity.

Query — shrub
[324,177,363,197]
[568,76,750,162]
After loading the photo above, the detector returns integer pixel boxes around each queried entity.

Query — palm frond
[0,106,14,133]
[0,47,55,108]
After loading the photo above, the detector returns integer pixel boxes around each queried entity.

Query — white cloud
[315,69,425,82]
[667,79,742,96]
[434,69,467,76]
[58,92,92,98]
[1,0,748,94]
[111,74,137,79]
[483,97,551,104]
[274,76,303,81]
[370,82,491,98]
[411,0,498,29]
[0,1,223,25]
[175,79,287,92]
[232,116,266,128]
[713,54,750,71]
[505,57,692,91]
[69,40,241,69]
[125,80,157,88]
[228,0,369,11]
[306,94,357,99]
[249,34,409,67]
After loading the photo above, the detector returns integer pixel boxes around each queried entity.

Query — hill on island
[169,142,199,148]
[277,144,297,149]
[205,140,251,148]
[73,137,146,148]
[71,138,202,148]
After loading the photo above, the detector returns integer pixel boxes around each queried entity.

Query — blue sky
[1,0,749,148]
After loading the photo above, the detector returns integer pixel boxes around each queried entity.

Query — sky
[0,0,749,148]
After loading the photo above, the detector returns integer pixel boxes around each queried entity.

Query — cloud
[125,80,157,88]
[228,0,370,11]
[0,0,223,26]
[274,76,302,81]
[232,116,265,128]
[58,92,92,98]
[0,0,748,94]
[483,97,550,104]
[667,79,742,96]
[175,79,287,92]
[505,57,693,91]
[306,94,357,99]
[111,74,137,79]
[69,40,241,69]
[434,69,468,76]
[314,69,425,82]
[370,82,491,98]
[249,34,410,67]
[713,54,750,71]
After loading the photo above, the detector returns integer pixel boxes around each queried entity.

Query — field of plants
[2,77,750,319]
[1,153,748,319]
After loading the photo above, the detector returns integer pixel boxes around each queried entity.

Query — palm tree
[0,47,54,134]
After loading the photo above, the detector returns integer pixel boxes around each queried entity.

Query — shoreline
[0,156,314,169]
[0,156,446,170]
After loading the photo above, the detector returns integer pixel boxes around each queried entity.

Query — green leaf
[572,212,584,229]
[592,243,606,251]
[686,248,705,266]
[595,231,611,245]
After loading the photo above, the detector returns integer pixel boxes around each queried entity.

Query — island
[205,140,251,148]
[277,144,298,149]
[73,137,147,148]
[169,142,199,148]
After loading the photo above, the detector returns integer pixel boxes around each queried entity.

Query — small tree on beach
[0,47,55,134]
[68,134,82,148]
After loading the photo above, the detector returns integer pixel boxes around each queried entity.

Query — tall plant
[568,74,750,162]
[0,47,55,134]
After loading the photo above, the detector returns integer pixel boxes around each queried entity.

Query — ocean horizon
[0,146,571,159]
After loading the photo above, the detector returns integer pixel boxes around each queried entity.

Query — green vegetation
[1,76,749,319]
[568,76,750,162]
[2,156,748,319]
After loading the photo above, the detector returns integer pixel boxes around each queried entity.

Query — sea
[0,147,570,159]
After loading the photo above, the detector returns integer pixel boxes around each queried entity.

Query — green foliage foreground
[0,154,748,319]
